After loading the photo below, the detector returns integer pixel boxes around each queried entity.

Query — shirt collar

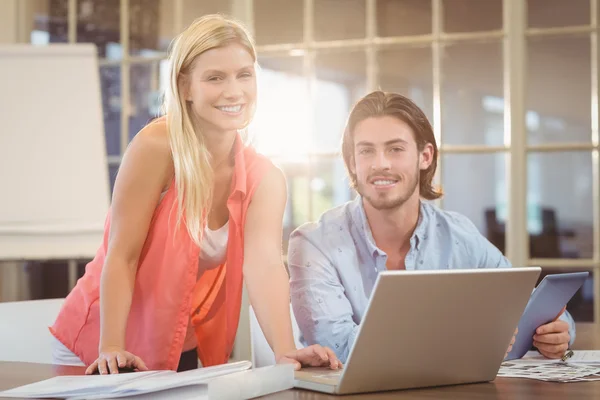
[350,196,429,257]
[350,196,380,258]
[413,202,429,251]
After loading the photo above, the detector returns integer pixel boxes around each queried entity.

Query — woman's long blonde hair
[163,14,256,246]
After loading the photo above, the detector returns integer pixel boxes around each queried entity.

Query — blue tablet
[505,271,589,360]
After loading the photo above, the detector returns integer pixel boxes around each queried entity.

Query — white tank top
[199,221,229,269]
[157,189,229,271]
[158,189,229,352]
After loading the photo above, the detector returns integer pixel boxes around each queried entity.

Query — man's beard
[357,163,420,211]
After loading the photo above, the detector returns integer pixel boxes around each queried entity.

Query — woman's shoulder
[241,146,276,184]
[123,117,173,186]
[241,144,274,170]
[137,116,168,140]
[130,117,171,158]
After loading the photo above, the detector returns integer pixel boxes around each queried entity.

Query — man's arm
[558,310,576,345]
[476,231,576,349]
[288,231,359,363]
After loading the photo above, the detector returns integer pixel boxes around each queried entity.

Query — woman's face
[185,43,257,134]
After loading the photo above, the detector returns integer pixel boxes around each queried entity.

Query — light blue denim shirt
[288,196,576,362]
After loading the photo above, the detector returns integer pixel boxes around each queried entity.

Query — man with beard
[288,91,575,363]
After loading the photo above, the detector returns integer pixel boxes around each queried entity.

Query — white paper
[498,361,600,383]
[74,361,253,400]
[500,352,600,383]
[0,371,163,398]
[0,361,252,399]
[564,351,600,363]
[516,350,600,364]
[81,365,295,400]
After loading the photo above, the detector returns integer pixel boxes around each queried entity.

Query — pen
[561,349,574,362]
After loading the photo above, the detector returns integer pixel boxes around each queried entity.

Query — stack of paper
[499,351,600,383]
[517,350,600,365]
[0,361,295,399]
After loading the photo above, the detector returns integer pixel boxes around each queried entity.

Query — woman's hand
[85,346,148,375]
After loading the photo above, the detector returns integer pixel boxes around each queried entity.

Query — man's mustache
[366,173,401,182]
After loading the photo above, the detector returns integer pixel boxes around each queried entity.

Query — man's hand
[505,328,518,359]
[533,306,571,359]
[276,344,342,371]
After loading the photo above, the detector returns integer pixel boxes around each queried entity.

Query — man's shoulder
[290,201,354,243]
[422,202,482,237]
[422,202,509,267]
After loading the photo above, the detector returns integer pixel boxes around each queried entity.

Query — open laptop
[294,267,541,395]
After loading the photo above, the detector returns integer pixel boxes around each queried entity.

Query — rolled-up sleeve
[559,309,577,346]
[288,231,359,363]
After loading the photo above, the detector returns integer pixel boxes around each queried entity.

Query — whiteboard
[0,44,110,259]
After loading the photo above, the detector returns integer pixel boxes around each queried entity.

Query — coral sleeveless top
[50,121,272,370]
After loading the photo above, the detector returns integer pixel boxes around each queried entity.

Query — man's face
[351,116,432,210]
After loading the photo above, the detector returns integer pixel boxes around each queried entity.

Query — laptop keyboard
[312,370,342,381]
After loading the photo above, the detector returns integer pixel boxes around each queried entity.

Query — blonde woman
[50,14,341,375]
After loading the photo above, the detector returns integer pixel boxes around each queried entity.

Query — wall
[0,0,18,43]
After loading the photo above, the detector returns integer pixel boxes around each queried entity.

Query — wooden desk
[1,361,599,400]
[1,324,598,400]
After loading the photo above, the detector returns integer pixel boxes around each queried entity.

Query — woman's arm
[88,124,172,374]
[242,166,340,370]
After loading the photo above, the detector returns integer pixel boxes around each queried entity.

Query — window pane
[527,152,593,259]
[314,51,367,153]
[443,0,502,33]
[129,0,168,56]
[25,259,90,300]
[442,41,503,146]
[527,0,590,28]
[442,153,508,255]
[252,56,309,157]
[310,157,355,220]
[280,162,311,254]
[100,65,121,156]
[77,0,121,58]
[536,268,595,323]
[108,163,119,197]
[315,0,366,41]
[129,61,167,140]
[527,36,591,145]
[377,46,433,122]
[22,0,68,44]
[254,0,303,45]
[181,0,232,32]
[377,0,432,37]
